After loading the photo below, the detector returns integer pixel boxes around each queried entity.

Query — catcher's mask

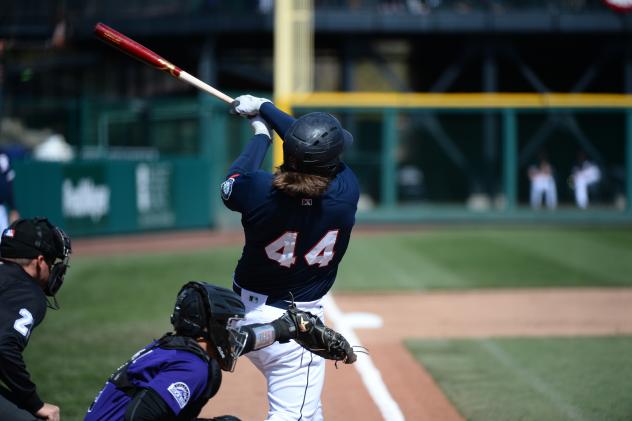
[282,112,353,177]
[1,217,72,300]
[170,281,246,372]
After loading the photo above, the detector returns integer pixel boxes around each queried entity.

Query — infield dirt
[73,230,632,420]
[204,288,632,420]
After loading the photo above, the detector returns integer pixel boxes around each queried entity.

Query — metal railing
[0,0,609,23]
[4,93,632,229]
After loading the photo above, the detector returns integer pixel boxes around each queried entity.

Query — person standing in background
[0,152,20,236]
[570,151,601,209]
[527,152,557,210]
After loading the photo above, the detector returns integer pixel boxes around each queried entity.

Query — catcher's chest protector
[110,334,223,418]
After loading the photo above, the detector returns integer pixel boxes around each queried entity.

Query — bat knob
[229,100,240,115]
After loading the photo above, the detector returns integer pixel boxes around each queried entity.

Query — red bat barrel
[94,22,182,77]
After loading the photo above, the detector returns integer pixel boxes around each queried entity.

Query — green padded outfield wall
[13,158,214,236]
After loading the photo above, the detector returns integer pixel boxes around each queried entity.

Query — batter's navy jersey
[85,342,210,420]
[221,115,359,304]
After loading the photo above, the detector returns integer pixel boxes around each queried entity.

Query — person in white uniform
[570,152,601,209]
[0,153,20,235]
[527,153,557,210]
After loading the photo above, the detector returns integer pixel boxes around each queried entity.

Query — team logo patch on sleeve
[167,382,191,409]
[221,177,237,200]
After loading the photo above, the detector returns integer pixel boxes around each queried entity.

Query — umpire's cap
[1,217,69,262]
[282,112,353,177]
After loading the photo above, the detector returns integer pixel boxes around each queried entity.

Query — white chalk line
[323,293,405,421]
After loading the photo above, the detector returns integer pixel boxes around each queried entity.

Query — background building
[1,0,632,234]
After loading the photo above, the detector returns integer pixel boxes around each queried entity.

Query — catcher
[84,282,354,421]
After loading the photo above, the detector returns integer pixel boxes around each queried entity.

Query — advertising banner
[136,162,174,228]
[62,164,110,231]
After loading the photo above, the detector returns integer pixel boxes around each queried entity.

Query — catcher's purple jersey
[84,342,209,420]
[221,108,359,304]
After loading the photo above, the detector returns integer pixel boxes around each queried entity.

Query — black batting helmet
[282,112,353,177]
[170,282,245,371]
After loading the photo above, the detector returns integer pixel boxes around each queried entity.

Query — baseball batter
[222,95,359,420]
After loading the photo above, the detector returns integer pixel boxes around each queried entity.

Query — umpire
[0,217,72,421]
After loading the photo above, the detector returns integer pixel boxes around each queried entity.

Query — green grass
[20,226,632,419]
[24,247,241,420]
[406,336,632,421]
[336,226,632,290]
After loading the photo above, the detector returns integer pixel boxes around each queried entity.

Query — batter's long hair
[272,168,331,197]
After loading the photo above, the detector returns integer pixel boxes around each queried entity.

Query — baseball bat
[94,22,234,104]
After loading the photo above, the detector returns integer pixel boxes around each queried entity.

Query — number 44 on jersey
[265,230,339,268]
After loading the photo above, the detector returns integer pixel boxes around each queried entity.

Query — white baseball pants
[237,287,325,421]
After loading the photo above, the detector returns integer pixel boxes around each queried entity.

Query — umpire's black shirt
[0,260,47,414]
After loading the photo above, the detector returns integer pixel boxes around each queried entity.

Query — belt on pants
[232,284,292,310]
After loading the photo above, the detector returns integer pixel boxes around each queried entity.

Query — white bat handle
[179,71,235,104]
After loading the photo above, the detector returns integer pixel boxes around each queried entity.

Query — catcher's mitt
[281,304,357,364]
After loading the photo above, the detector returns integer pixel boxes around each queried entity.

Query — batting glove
[249,115,272,138]
[231,95,271,117]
